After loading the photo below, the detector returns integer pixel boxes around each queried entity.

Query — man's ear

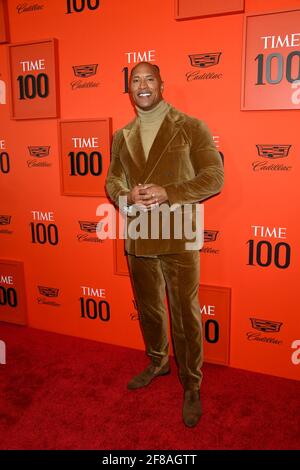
[161,81,164,92]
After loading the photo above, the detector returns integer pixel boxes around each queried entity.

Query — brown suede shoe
[182,389,202,427]
[127,361,170,390]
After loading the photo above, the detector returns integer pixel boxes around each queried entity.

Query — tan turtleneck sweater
[136,100,170,160]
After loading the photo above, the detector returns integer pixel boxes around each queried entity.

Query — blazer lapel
[123,119,146,175]
[122,106,185,184]
[140,108,185,184]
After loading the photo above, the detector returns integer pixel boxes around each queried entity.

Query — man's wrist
[126,192,133,205]
[120,190,133,205]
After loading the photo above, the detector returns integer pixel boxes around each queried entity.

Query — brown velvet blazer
[105,105,224,256]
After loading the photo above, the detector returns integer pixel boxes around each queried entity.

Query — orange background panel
[175,0,244,19]
[8,38,59,119]
[114,238,129,276]
[242,8,300,109]
[200,285,231,366]
[0,0,299,382]
[0,0,9,44]
[59,118,111,196]
[0,260,27,325]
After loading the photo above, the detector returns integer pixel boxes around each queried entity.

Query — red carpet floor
[0,323,299,450]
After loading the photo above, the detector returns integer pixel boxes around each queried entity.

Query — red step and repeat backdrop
[0,0,299,380]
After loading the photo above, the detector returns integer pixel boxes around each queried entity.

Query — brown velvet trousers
[128,251,203,391]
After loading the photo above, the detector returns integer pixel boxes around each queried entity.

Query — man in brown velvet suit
[105,62,224,427]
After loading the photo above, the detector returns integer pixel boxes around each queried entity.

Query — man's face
[129,63,163,110]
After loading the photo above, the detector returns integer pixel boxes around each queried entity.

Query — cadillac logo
[77,220,103,243]
[28,146,50,158]
[73,64,98,78]
[78,221,98,233]
[189,53,221,68]
[250,318,283,333]
[204,230,219,242]
[0,215,11,225]
[38,286,59,297]
[256,144,291,159]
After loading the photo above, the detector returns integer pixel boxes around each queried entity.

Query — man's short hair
[130,62,162,82]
